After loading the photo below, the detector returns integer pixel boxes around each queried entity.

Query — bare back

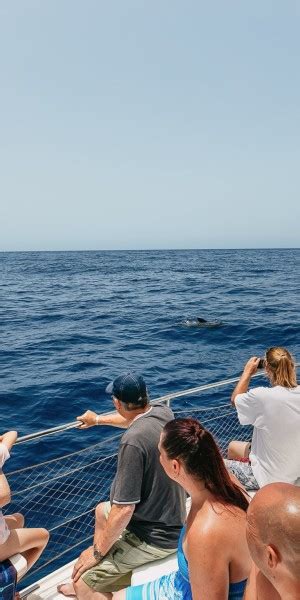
[184,497,251,600]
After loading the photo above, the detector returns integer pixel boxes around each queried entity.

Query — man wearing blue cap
[59,373,186,599]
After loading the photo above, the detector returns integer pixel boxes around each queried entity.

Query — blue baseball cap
[106,372,148,405]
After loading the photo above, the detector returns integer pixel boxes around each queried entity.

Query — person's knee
[227,441,237,459]
[228,440,248,460]
[39,528,50,547]
[14,513,25,528]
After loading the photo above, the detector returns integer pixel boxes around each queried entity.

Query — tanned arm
[93,503,135,555]
[0,431,17,507]
[77,410,130,429]
[72,503,135,582]
[231,357,260,406]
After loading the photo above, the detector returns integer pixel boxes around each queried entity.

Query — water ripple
[0,249,299,467]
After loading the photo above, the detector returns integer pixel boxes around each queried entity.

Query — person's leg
[59,529,175,598]
[74,577,112,600]
[113,592,126,600]
[227,441,251,460]
[58,579,113,600]
[58,503,111,597]
[0,528,49,571]
[80,531,175,596]
[57,583,76,597]
[5,513,25,530]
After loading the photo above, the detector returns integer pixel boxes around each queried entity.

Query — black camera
[257,358,265,369]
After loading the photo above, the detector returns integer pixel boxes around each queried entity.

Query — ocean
[1,248,299,468]
[1,248,299,584]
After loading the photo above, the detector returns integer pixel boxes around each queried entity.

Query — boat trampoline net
[5,403,251,587]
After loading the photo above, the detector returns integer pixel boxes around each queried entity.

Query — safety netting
[5,402,251,587]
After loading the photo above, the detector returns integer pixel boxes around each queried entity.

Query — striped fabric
[0,560,17,600]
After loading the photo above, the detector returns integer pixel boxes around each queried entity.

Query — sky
[0,1,300,251]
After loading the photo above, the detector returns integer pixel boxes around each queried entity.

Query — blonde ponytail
[266,347,297,388]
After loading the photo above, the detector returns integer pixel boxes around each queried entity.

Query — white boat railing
[15,371,266,445]
[5,366,299,588]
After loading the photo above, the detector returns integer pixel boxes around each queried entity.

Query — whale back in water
[183,317,223,328]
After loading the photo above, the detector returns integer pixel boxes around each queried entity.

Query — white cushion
[131,553,178,586]
[9,553,28,580]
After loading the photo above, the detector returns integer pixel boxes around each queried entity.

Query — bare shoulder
[186,501,246,551]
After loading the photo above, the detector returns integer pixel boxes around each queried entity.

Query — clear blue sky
[1,1,299,251]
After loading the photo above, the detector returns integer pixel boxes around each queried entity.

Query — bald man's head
[246,483,300,580]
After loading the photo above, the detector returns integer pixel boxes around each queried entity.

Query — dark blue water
[0,249,299,585]
[1,249,299,461]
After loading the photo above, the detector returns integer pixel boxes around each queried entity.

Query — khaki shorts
[82,502,176,593]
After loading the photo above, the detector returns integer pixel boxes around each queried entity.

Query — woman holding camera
[227,346,300,490]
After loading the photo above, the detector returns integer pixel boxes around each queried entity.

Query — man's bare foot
[57,583,76,597]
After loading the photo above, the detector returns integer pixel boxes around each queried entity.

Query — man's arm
[94,503,135,555]
[72,503,135,582]
[72,443,143,582]
[77,410,130,429]
[231,357,260,406]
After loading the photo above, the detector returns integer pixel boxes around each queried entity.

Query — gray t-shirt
[110,403,186,549]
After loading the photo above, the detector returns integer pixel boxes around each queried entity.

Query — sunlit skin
[0,431,49,572]
[114,432,251,600]
[244,483,300,600]
[61,430,251,600]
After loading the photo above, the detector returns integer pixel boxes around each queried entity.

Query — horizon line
[0,247,299,254]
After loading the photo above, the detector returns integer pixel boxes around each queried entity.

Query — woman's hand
[243,357,260,377]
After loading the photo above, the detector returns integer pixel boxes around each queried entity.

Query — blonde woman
[227,347,300,490]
